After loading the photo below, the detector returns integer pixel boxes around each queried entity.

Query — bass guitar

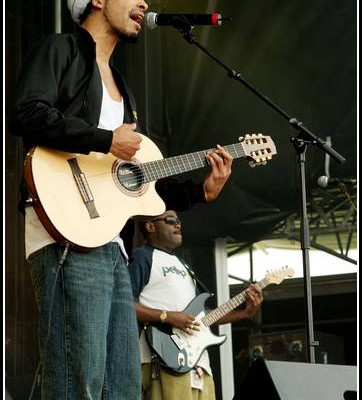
[24,133,276,249]
[145,266,294,374]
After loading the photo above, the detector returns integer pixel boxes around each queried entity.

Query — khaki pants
[142,363,216,400]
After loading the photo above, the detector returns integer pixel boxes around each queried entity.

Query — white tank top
[98,81,124,130]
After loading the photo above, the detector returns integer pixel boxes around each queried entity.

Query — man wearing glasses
[128,210,263,400]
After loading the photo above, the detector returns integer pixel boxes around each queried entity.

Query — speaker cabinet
[249,329,345,364]
[233,357,357,400]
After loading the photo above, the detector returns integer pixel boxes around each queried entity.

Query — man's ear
[145,220,156,234]
[92,0,103,10]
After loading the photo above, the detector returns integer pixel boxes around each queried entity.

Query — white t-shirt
[129,246,212,378]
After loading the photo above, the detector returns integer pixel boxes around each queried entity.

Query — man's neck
[81,18,119,62]
[146,241,177,255]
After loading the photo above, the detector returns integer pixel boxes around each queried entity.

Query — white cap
[67,0,92,23]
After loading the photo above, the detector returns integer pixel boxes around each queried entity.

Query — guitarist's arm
[210,283,263,326]
[203,145,233,202]
[135,303,200,334]
[109,122,142,160]
[155,145,233,211]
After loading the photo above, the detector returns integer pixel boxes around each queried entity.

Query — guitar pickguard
[171,312,225,368]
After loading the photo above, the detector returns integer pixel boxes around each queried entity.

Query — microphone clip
[171,20,197,43]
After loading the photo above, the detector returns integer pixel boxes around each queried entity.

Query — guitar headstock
[264,266,295,285]
[239,133,277,167]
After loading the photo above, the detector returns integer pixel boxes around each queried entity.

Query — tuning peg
[245,134,258,144]
[249,161,256,168]
[238,136,244,142]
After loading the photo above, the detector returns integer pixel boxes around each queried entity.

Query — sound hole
[114,161,145,193]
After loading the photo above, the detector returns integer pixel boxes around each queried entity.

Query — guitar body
[25,134,166,249]
[145,292,227,374]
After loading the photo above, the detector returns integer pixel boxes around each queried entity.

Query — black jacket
[10,27,137,154]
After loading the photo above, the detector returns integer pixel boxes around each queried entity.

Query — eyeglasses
[151,216,181,226]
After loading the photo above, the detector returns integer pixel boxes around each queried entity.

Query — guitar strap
[179,258,213,296]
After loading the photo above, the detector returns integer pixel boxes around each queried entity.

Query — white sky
[227,244,358,284]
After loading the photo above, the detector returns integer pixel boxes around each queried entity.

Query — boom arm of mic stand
[174,25,346,164]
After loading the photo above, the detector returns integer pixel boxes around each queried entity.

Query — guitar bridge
[68,157,100,219]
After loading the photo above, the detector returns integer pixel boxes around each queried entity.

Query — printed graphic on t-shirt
[161,264,188,278]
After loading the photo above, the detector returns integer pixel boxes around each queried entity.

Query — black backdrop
[5,0,357,399]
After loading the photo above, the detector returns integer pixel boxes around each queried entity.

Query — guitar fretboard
[201,280,268,327]
[141,143,246,182]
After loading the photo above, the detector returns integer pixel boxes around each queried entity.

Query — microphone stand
[172,21,346,363]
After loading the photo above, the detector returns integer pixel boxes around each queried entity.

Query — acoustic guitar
[24,133,276,249]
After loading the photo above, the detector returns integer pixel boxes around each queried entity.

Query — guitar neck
[141,143,246,182]
[202,278,269,327]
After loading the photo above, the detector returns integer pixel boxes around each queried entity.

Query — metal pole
[214,238,234,400]
[54,0,62,33]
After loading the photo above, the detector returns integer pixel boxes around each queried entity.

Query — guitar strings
[82,139,268,186]
[112,139,268,185]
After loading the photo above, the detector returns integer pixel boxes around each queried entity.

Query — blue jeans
[28,243,141,400]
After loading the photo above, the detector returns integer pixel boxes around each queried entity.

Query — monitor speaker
[233,357,357,400]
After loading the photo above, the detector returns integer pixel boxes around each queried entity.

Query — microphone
[317,176,357,187]
[145,12,228,30]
